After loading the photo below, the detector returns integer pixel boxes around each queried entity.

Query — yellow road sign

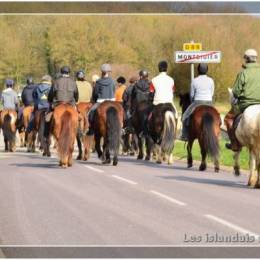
[183,43,202,51]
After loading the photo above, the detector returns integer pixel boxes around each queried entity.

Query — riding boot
[180,118,189,141]
[224,111,242,152]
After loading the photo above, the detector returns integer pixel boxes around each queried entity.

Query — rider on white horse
[225,49,260,152]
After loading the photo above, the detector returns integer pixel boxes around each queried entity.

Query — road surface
[0,138,260,257]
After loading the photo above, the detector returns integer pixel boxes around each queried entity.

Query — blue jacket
[33,82,51,110]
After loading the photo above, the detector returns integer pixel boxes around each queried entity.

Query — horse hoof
[137,155,143,160]
[113,160,118,166]
[145,156,150,161]
[215,167,220,173]
[199,164,207,171]
[187,163,193,168]
[156,160,162,164]
[76,156,82,160]
[234,167,240,176]
[102,159,111,165]
[129,152,135,156]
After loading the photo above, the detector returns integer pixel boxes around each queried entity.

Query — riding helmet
[26,76,34,85]
[60,66,70,75]
[139,70,149,78]
[76,70,85,80]
[158,60,168,72]
[100,64,112,73]
[5,79,14,87]
[198,63,208,75]
[117,76,126,84]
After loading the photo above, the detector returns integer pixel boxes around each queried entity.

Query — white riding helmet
[244,49,258,58]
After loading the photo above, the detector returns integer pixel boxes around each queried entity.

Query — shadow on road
[158,175,248,189]
[9,163,59,169]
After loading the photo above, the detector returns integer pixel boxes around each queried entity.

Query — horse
[228,90,260,188]
[131,101,154,161]
[51,103,78,168]
[76,102,93,161]
[0,109,17,152]
[179,94,222,172]
[34,108,52,157]
[148,103,177,164]
[92,101,124,166]
[22,105,36,152]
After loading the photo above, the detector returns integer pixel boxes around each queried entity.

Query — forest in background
[0,15,260,101]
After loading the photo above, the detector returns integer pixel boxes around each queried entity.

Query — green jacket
[232,63,260,113]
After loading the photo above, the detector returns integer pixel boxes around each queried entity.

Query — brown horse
[92,101,124,166]
[179,94,221,172]
[22,106,36,152]
[76,102,93,161]
[51,103,78,168]
[0,109,17,152]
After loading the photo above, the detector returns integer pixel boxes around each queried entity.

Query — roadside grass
[173,139,249,170]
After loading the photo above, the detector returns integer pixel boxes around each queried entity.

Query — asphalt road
[1,136,260,256]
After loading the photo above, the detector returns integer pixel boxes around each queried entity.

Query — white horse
[228,89,260,188]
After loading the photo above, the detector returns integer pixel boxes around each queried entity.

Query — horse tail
[106,107,121,154]
[201,112,219,159]
[38,111,46,149]
[3,112,16,142]
[58,110,74,161]
[161,111,176,154]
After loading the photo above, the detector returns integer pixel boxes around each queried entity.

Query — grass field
[173,139,249,170]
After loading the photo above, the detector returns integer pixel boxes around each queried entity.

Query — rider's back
[234,63,260,112]
[93,77,115,102]
[22,84,37,106]
[34,83,51,110]
[52,76,78,106]
[132,79,150,105]
[191,75,214,102]
[76,80,92,103]
[1,88,18,110]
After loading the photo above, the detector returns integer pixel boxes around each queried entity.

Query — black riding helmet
[158,60,168,72]
[26,76,34,85]
[76,70,85,80]
[198,63,208,75]
[117,76,126,84]
[139,70,149,78]
[60,66,70,75]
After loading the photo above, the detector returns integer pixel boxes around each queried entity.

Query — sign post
[175,41,221,84]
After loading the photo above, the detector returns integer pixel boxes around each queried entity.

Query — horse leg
[155,144,162,164]
[4,137,8,152]
[95,134,102,159]
[137,136,144,160]
[233,151,241,176]
[199,146,207,171]
[187,139,194,168]
[248,151,258,188]
[167,152,173,165]
[76,134,83,160]
[145,136,153,161]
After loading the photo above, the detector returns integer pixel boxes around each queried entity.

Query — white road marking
[150,190,187,206]
[205,214,259,238]
[84,165,104,173]
[111,175,137,185]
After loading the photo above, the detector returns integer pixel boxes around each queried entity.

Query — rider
[0,79,19,125]
[48,66,79,107]
[225,49,260,151]
[1,79,19,111]
[27,75,52,132]
[150,60,175,112]
[44,66,78,137]
[76,70,93,103]
[131,70,152,136]
[87,63,116,135]
[115,76,127,103]
[21,77,37,108]
[180,63,215,141]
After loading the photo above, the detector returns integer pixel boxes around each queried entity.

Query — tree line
[0,15,259,101]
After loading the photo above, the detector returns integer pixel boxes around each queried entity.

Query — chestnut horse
[51,103,78,168]
[76,102,93,161]
[22,106,36,152]
[0,109,17,152]
[179,94,221,172]
[93,101,124,166]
